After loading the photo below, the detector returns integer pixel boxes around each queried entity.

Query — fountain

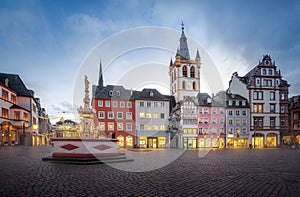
[43,76,133,164]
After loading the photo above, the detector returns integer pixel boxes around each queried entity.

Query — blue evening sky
[0,0,299,122]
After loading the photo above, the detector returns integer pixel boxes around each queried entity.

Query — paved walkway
[0,146,299,196]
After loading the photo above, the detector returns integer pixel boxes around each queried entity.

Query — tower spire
[178,22,190,60]
[98,59,104,89]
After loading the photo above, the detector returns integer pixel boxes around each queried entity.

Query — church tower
[169,23,201,102]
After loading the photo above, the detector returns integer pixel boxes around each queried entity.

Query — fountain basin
[51,138,119,158]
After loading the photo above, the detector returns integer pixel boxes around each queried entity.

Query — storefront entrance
[252,133,264,148]
[183,137,197,149]
[148,138,157,148]
[266,133,277,147]
[227,138,248,148]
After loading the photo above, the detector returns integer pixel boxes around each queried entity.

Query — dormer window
[116,91,120,96]
[109,90,113,96]
[150,91,154,97]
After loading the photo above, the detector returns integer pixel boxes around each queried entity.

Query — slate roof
[0,73,34,97]
[10,104,30,112]
[226,93,250,108]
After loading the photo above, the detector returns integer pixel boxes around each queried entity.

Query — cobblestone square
[0,146,299,196]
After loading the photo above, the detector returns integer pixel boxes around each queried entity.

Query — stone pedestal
[51,138,119,158]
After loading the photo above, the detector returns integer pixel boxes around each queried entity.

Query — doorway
[148,138,157,148]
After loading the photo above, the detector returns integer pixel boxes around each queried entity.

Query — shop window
[117,136,124,147]
[126,136,133,147]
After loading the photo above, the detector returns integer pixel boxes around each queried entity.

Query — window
[117,123,123,131]
[190,66,195,78]
[117,112,123,119]
[113,101,117,108]
[220,118,224,124]
[153,113,158,119]
[262,69,266,75]
[281,105,285,113]
[229,119,233,125]
[116,91,120,96]
[270,117,275,128]
[147,102,151,107]
[212,118,217,124]
[253,117,263,128]
[228,128,233,134]
[126,123,132,131]
[229,110,233,115]
[105,101,110,107]
[204,108,208,114]
[127,102,132,108]
[183,65,187,77]
[281,119,285,126]
[199,108,203,114]
[146,124,152,130]
[126,112,132,120]
[140,101,144,107]
[263,79,272,87]
[270,92,275,100]
[108,123,114,130]
[236,110,240,115]
[2,89,8,101]
[139,112,145,118]
[193,81,196,90]
[212,108,217,114]
[236,128,240,135]
[220,108,224,114]
[256,79,260,85]
[160,102,165,107]
[204,118,209,124]
[199,128,203,134]
[160,125,165,130]
[24,112,28,121]
[146,113,151,119]
[140,124,144,130]
[182,81,186,90]
[120,101,125,108]
[198,117,203,124]
[253,91,263,100]
[98,101,103,107]
[253,104,263,113]
[242,119,246,126]
[269,69,273,75]
[33,104,36,113]
[14,111,20,120]
[109,90,113,96]
[160,113,165,119]
[153,125,158,130]
[212,128,216,134]
[1,108,8,118]
[11,95,16,104]
[281,93,285,100]
[242,110,246,116]
[99,122,105,130]
[236,119,240,125]
[154,102,158,107]
[108,112,114,119]
[98,111,105,119]
[242,128,247,134]
[270,104,276,113]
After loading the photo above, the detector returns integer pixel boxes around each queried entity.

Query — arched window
[183,65,187,77]
[171,74,173,83]
[182,81,186,90]
[190,66,195,78]
[193,81,196,90]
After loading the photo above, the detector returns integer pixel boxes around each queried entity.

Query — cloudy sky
[1,0,299,123]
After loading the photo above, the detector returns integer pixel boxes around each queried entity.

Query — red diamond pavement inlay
[60,144,79,151]
[94,144,111,151]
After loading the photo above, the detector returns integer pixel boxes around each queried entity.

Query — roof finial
[181,21,184,33]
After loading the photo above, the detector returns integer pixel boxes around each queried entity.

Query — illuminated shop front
[183,137,197,149]
[117,135,124,147]
[296,135,300,144]
[126,136,133,147]
[227,138,248,148]
[139,136,147,148]
[252,133,264,148]
[198,137,224,148]
[266,133,277,147]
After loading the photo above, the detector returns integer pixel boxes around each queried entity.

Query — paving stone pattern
[0,146,299,196]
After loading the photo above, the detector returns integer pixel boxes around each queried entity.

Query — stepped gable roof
[0,73,34,97]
